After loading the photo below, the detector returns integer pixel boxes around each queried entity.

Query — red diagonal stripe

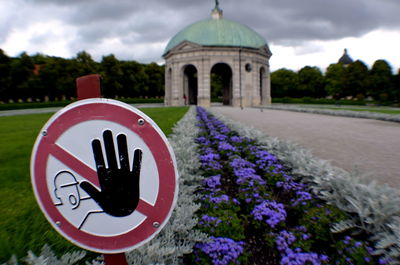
[136,199,154,216]
[50,144,100,188]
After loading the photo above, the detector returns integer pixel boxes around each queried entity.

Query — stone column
[171,63,181,106]
[232,57,241,107]
[198,58,211,107]
[265,65,272,104]
[251,62,260,106]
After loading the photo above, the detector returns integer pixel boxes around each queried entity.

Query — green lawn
[301,104,400,115]
[0,106,188,262]
[326,108,400,115]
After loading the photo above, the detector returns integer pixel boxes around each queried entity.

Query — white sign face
[31,98,178,253]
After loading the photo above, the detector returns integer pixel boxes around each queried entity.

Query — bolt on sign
[30,98,178,253]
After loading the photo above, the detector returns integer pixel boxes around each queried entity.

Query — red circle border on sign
[31,100,178,253]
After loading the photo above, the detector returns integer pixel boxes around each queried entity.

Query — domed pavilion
[163,2,272,107]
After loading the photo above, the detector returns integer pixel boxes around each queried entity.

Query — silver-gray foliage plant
[210,108,400,264]
[2,245,86,265]
[126,106,207,264]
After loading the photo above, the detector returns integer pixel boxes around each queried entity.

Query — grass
[324,108,400,115]
[0,106,188,262]
[282,104,400,115]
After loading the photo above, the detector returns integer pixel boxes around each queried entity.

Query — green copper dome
[164,18,267,54]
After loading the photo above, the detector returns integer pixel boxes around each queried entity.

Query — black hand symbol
[80,130,142,217]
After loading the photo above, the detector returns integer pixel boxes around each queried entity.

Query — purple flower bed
[188,107,387,265]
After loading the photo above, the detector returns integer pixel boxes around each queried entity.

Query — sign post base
[104,253,128,265]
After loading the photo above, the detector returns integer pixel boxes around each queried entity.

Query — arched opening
[183,65,198,105]
[260,67,266,105]
[211,63,232,105]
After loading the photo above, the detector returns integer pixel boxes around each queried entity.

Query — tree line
[271,60,400,103]
[0,49,164,103]
[1,48,399,104]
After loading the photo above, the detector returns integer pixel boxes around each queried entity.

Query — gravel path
[212,106,400,188]
[0,103,164,117]
[0,107,62,117]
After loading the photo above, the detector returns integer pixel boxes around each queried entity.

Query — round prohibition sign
[30,98,178,253]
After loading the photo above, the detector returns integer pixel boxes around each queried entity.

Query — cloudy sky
[1,0,399,72]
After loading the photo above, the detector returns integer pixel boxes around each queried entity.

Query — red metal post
[103,253,128,265]
[76,74,102,100]
[76,74,128,265]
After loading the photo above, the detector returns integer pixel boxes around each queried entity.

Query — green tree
[325,63,345,99]
[100,54,123,98]
[144,63,164,97]
[31,53,48,65]
[74,51,99,77]
[211,73,223,101]
[343,60,369,99]
[271,68,299,98]
[35,56,78,100]
[27,54,51,100]
[297,66,325,98]
[120,60,144,97]
[0,49,11,102]
[9,52,34,100]
[367,60,394,102]
[121,60,151,98]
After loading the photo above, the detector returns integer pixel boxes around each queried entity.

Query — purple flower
[234,167,266,187]
[199,215,222,227]
[197,136,211,146]
[354,241,363,248]
[230,158,255,169]
[196,237,245,265]
[344,236,351,245]
[276,231,328,265]
[276,230,296,252]
[252,200,286,228]
[217,141,237,152]
[295,226,307,233]
[212,133,228,142]
[280,249,328,265]
[199,149,223,170]
[199,150,220,162]
[230,136,244,143]
[202,194,231,205]
[379,258,391,265]
[292,191,313,206]
[218,125,231,134]
[203,174,222,189]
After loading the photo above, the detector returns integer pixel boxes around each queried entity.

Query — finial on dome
[212,0,223,19]
[338,48,353,65]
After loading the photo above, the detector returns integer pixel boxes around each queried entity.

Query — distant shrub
[0,98,163,111]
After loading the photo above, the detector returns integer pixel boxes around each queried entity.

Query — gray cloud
[1,0,400,63]
[213,0,400,45]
